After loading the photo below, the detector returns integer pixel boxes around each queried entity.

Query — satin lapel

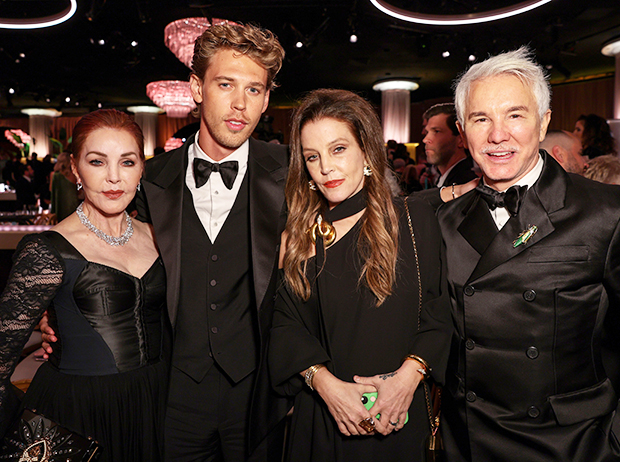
[467,152,566,283]
[457,194,499,256]
[248,138,288,312]
[143,138,190,327]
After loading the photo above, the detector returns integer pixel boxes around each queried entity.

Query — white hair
[453,46,551,126]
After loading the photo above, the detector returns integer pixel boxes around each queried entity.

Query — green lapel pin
[513,225,538,248]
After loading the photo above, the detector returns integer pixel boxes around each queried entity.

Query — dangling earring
[77,182,83,191]
[137,182,141,192]
[309,180,317,191]
[363,165,372,177]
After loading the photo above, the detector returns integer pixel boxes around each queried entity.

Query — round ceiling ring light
[369,0,553,26]
[0,0,77,29]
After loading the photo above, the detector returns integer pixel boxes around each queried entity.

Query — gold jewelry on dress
[403,354,431,381]
[359,417,376,433]
[304,364,325,391]
[307,214,336,247]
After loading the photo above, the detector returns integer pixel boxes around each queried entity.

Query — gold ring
[358,417,375,433]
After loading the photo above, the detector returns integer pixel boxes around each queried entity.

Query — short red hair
[71,109,144,161]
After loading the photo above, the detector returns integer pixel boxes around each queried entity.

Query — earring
[77,182,82,191]
[363,165,372,177]
[309,180,317,191]
[137,182,141,192]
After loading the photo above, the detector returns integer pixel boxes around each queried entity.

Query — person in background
[14,163,37,209]
[0,109,168,461]
[573,113,617,159]
[539,129,586,175]
[584,154,620,185]
[50,152,80,221]
[420,103,478,188]
[269,89,451,461]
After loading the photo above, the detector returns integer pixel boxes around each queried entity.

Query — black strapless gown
[15,231,169,461]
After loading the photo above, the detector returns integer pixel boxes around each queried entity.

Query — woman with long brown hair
[268,89,452,461]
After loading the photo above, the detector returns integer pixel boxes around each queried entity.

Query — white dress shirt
[185,132,249,242]
[489,154,543,230]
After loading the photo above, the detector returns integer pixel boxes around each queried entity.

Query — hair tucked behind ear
[284,89,399,306]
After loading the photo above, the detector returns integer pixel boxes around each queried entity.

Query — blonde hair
[284,89,399,306]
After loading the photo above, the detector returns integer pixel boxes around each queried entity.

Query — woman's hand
[440,177,480,202]
[353,360,423,435]
[311,367,378,436]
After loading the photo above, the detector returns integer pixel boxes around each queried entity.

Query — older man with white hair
[437,46,620,461]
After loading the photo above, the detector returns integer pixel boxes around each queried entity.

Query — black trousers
[164,363,283,462]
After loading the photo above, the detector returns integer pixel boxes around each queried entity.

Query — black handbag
[0,409,101,461]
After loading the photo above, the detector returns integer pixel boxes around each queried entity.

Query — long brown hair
[284,89,399,306]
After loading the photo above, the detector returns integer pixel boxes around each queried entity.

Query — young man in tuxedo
[437,47,620,461]
[137,23,288,461]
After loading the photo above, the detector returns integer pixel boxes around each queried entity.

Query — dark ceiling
[1,0,619,118]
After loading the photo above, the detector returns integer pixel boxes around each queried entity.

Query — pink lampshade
[146,80,196,118]
[164,17,240,69]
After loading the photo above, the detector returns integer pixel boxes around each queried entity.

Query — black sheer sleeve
[0,234,64,436]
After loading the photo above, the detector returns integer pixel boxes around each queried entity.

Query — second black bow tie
[476,183,528,216]
[193,158,239,190]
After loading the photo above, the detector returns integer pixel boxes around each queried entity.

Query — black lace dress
[0,231,169,461]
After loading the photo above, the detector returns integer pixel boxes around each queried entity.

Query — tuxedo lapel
[143,137,191,326]
[457,194,499,255]
[467,152,567,283]
[248,138,287,312]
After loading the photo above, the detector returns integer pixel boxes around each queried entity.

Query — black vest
[173,173,258,383]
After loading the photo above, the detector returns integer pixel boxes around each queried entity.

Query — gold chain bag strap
[403,197,444,462]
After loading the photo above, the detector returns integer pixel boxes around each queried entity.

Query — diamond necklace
[76,202,133,246]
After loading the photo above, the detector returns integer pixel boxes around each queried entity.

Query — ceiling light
[65,97,71,103]
[146,80,197,118]
[8,88,15,94]
[131,41,138,47]
[369,0,552,26]
[373,79,419,92]
[602,36,620,57]
[0,0,77,30]
[21,108,61,117]
[350,34,358,43]
[296,41,303,48]
[468,54,476,62]
[442,51,450,58]
[98,39,105,46]
[165,18,239,68]
[127,106,164,114]
[19,53,25,58]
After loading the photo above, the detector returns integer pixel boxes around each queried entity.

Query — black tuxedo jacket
[441,156,478,187]
[437,152,620,461]
[135,134,290,449]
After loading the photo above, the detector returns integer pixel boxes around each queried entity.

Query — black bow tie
[476,183,528,216]
[193,158,239,190]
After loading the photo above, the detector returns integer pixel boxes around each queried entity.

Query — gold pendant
[308,214,336,247]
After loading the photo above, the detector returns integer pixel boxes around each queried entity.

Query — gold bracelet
[403,354,431,381]
[304,364,325,391]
